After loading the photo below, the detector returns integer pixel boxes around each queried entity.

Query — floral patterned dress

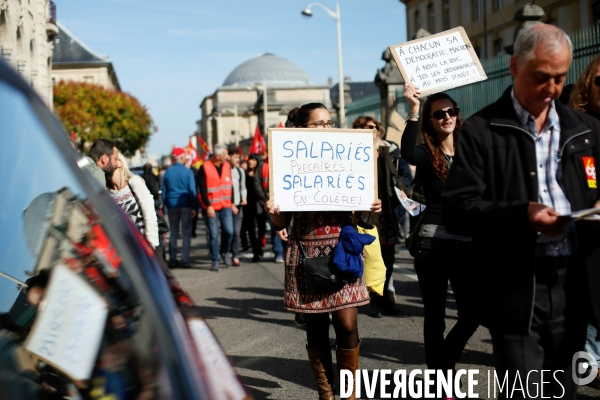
[284,211,370,313]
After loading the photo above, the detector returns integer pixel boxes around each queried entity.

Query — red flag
[187,137,201,168]
[250,125,266,155]
[277,121,284,128]
[198,136,210,161]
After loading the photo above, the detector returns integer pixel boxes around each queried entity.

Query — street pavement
[171,226,600,400]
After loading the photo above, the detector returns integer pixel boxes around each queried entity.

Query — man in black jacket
[444,23,600,398]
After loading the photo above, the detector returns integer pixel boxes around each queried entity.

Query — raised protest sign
[268,128,377,212]
[389,26,487,97]
[25,264,108,381]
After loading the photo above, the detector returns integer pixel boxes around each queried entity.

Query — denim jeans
[168,207,192,262]
[204,207,233,262]
[270,220,283,259]
[222,206,243,257]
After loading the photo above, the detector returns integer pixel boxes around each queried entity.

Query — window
[428,3,435,32]
[443,0,450,30]
[231,130,236,136]
[415,9,422,31]
[494,38,504,55]
[473,0,480,21]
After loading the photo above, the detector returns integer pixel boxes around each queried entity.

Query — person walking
[401,84,478,382]
[197,144,234,271]
[162,147,198,269]
[82,138,120,185]
[443,23,600,399]
[245,153,268,262]
[224,144,247,267]
[352,116,404,318]
[265,103,382,400]
[108,153,160,251]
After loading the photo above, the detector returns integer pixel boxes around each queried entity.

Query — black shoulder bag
[297,239,351,294]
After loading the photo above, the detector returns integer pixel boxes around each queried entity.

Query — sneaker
[211,261,220,271]
[274,256,284,264]
[180,262,191,269]
[294,313,306,326]
[369,303,383,318]
[224,253,232,267]
[232,257,241,267]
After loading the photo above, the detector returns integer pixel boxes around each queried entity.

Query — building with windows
[400,0,600,58]
[198,53,331,150]
[0,0,58,106]
[52,22,120,91]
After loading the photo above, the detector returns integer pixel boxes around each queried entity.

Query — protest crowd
[9,19,600,400]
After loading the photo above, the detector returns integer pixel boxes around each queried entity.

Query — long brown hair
[570,54,600,112]
[420,92,462,182]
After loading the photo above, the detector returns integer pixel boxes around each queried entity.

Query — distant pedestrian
[444,23,600,399]
[244,154,268,262]
[224,144,247,267]
[402,84,478,385]
[197,144,234,271]
[141,163,160,204]
[162,147,198,268]
[83,138,119,185]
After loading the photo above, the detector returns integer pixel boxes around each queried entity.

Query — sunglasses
[595,76,600,87]
[430,107,460,120]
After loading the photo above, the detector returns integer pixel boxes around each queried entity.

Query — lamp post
[301,2,345,128]
[253,78,268,133]
[221,104,240,145]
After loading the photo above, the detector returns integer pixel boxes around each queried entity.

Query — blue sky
[52,0,406,156]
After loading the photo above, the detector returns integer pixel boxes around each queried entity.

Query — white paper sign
[268,128,377,211]
[26,264,108,381]
[389,27,487,97]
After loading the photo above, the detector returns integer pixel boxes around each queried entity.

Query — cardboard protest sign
[25,264,108,381]
[389,26,487,97]
[268,128,377,211]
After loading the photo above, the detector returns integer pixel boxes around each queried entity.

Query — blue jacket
[161,162,198,209]
[332,224,375,278]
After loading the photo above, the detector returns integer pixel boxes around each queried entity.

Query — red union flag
[250,125,266,154]
[582,156,597,189]
[198,136,210,161]
[187,137,201,168]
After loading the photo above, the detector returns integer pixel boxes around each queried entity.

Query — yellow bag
[356,220,387,296]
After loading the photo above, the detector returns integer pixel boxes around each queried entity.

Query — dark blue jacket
[161,162,198,209]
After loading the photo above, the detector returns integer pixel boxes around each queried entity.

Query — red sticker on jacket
[582,156,597,189]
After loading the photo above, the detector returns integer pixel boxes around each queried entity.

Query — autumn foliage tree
[53,81,155,156]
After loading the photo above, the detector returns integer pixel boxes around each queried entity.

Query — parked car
[0,59,249,399]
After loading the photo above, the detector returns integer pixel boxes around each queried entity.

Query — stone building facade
[0,0,57,106]
[198,53,331,150]
[401,0,600,58]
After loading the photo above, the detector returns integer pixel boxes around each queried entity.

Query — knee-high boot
[336,341,360,400]
[306,346,335,400]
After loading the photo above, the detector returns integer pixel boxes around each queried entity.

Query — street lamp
[251,78,268,132]
[221,104,240,145]
[301,2,345,128]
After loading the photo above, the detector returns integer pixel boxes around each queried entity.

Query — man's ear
[509,56,518,79]
[99,153,108,166]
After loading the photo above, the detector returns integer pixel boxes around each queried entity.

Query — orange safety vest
[199,160,232,210]
[261,162,269,190]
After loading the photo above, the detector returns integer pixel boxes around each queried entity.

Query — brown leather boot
[336,341,360,400]
[306,346,335,400]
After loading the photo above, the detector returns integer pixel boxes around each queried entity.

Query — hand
[207,206,216,219]
[241,198,247,206]
[527,202,565,236]
[232,204,239,216]
[264,199,280,216]
[190,209,197,219]
[403,84,421,114]
[276,229,288,242]
[370,199,382,214]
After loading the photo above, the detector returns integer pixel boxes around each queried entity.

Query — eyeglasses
[304,120,336,128]
[359,124,378,130]
[430,107,460,120]
[594,76,600,87]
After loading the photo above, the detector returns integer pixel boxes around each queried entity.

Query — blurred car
[0,59,249,399]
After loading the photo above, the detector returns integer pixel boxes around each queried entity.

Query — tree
[53,81,156,156]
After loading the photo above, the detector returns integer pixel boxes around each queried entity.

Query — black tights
[305,307,359,350]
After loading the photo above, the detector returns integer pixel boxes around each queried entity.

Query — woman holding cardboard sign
[401,84,478,380]
[265,103,381,400]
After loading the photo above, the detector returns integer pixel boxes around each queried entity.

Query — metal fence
[351,24,600,122]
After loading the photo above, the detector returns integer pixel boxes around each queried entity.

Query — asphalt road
[171,227,600,400]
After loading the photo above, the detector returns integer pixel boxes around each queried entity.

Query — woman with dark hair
[244,153,268,262]
[266,103,381,400]
[401,84,478,381]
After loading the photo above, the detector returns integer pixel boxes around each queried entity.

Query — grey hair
[514,22,573,65]
[213,143,227,156]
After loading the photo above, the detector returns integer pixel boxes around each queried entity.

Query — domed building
[198,53,332,150]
